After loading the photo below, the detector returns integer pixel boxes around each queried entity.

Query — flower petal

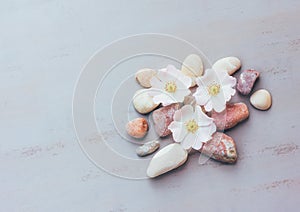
[153,93,175,106]
[194,123,216,145]
[193,85,210,106]
[211,92,226,112]
[195,105,213,126]
[203,99,213,112]
[156,68,172,83]
[168,121,188,143]
[181,133,196,150]
[192,138,204,150]
[197,69,219,86]
[173,105,194,122]
[166,65,192,88]
[222,74,237,87]
[222,85,236,101]
[173,88,191,103]
[150,75,164,89]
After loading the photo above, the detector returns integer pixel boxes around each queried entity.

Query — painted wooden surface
[1,0,300,211]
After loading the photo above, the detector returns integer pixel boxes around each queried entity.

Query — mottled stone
[147,143,188,178]
[133,89,159,114]
[126,118,148,139]
[135,68,157,88]
[152,103,180,137]
[200,132,237,163]
[212,57,241,75]
[211,102,249,130]
[136,140,160,157]
[237,69,260,95]
[250,89,272,110]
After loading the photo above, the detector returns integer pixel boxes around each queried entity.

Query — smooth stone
[181,54,204,77]
[212,57,241,75]
[211,102,249,130]
[250,89,272,110]
[135,68,157,88]
[237,69,260,95]
[147,143,188,178]
[136,140,160,157]
[126,118,148,139]
[133,89,159,114]
[152,103,180,137]
[181,54,203,87]
[200,132,237,163]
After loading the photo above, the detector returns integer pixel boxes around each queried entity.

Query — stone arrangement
[125,54,272,178]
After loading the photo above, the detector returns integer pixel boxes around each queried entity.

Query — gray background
[1,0,300,211]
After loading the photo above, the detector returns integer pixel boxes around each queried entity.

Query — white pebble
[181,54,204,86]
[250,89,272,110]
[147,143,188,178]
[133,89,159,114]
[135,68,157,88]
[212,57,241,75]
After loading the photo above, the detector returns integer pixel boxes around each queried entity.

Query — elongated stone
[152,103,180,137]
[212,57,241,75]
[200,132,237,163]
[147,143,188,178]
[237,69,260,95]
[211,102,249,130]
[136,140,160,157]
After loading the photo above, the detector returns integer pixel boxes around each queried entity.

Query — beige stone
[133,89,159,114]
[250,89,272,110]
[212,57,241,75]
[135,68,157,88]
[147,143,188,178]
[181,54,203,87]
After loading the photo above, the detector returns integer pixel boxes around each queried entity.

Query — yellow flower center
[185,119,199,133]
[208,83,220,96]
[165,81,177,93]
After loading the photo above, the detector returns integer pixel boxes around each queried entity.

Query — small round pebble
[250,89,272,110]
[135,68,157,88]
[126,118,148,138]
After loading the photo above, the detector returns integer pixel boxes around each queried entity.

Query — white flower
[193,69,236,112]
[149,65,192,106]
[168,105,216,150]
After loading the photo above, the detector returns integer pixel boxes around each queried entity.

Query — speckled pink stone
[152,103,180,137]
[237,69,260,95]
[211,102,249,131]
[200,132,237,163]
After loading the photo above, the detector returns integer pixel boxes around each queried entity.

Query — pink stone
[126,118,148,138]
[152,103,180,137]
[200,132,237,163]
[211,102,249,131]
[237,69,260,95]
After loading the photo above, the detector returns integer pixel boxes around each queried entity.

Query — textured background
[1,0,300,211]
